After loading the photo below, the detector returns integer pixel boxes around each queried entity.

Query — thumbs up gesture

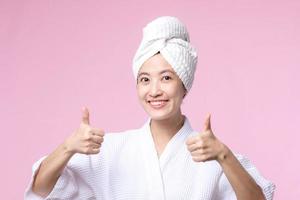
[64,107,105,155]
[185,114,228,163]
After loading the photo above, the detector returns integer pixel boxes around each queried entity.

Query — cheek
[166,84,185,100]
[136,85,147,101]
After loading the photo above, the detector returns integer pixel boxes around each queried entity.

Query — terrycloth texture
[132,16,198,91]
[24,118,275,200]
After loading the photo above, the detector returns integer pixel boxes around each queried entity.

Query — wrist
[62,139,76,157]
[216,143,231,164]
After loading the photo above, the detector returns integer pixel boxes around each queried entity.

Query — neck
[150,111,185,155]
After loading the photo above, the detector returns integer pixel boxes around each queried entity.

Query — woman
[25,16,275,200]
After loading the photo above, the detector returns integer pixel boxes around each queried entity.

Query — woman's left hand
[185,114,229,163]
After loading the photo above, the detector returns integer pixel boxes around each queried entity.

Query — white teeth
[149,100,167,107]
[150,101,163,106]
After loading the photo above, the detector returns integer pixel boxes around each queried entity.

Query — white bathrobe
[24,118,275,200]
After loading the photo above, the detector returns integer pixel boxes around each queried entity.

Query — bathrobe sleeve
[24,131,125,200]
[24,153,99,200]
[214,154,275,200]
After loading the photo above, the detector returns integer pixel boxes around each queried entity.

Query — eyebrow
[137,69,176,79]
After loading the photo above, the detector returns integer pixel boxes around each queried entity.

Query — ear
[182,86,187,98]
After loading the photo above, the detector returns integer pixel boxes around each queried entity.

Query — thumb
[81,106,90,125]
[203,113,211,131]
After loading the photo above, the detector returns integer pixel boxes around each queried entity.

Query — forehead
[138,53,175,75]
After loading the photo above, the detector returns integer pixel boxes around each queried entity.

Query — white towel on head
[132,16,198,91]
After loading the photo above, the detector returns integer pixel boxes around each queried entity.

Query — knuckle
[198,134,204,140]
[85,143,92,149]
[199,133,207,139]
[84,133,92,140]
[198,148,205,154]
[192,156,200,162]
[191,151,198,157]
[196,140,204,147]
[83,148,90,154]
[200,154,208,161]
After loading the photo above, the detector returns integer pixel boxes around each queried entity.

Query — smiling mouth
[147,100,169,109]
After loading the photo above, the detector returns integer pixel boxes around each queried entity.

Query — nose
[149,80,163,97]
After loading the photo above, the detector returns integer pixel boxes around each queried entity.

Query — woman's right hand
[31,106,104,198]
[64,107,105,155]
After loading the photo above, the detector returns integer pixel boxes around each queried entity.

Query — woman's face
[136,53,186,121]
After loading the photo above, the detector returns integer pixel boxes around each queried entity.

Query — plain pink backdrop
[1,0,299,199]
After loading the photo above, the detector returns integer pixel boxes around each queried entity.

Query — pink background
[1,0,299,199]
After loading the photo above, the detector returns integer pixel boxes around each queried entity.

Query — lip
[147,100,169,109]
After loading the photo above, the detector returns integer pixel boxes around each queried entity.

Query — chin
[148,113,170,121]
[146,109,176,121]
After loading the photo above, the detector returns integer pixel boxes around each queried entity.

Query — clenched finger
[85,146,100,154]
[187,140,206,152]
[91,142,101,149]
[91,135,104,144]
[90,148,100,154]
[192,154,209,162]
[89,128,105,137]
[185,135,200,145]
[190,148,207,156]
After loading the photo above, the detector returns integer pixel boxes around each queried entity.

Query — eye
[139,77,149,83]
[162,75,172,81]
